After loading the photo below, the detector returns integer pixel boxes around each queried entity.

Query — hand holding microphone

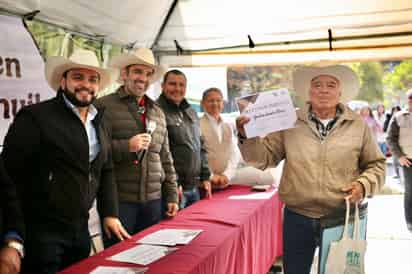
[129,121,157,164]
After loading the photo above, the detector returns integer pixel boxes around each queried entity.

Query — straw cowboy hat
[293,65,360,103]
[109,47,166,84]
[45,49,118,91]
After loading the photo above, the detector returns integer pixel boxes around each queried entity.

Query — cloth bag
[324,198,366,274]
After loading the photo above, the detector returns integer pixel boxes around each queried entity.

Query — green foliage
[349,62,384,103]
[383,60,412,96]
[25,21,122,64]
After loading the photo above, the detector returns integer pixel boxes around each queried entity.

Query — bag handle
[353,201,361,240]
[342,197,351,239]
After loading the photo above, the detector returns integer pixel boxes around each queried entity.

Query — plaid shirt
[308,105,343,140]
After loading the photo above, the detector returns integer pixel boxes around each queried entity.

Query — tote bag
[323,198,366,274]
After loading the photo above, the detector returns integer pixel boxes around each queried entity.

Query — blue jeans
[283,207,320,274]
[103,199,161,247]
[378,142,387,156]
[180,187,200,209]
[403,165,412,231]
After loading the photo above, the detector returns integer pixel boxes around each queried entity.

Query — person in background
[157,69,212,208]
[387,89,412,231]
[0,156,24,274]
[200,87,239,189]
[1,50,130,273]
[374,104,388,156]
[384,106,401,133]
[96,48,178,244]
[236,65,385,274]
[384,106,402,178]
[200,87,279,188]
[360,106,382,141]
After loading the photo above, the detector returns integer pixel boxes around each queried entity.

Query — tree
[383,60,412,104]
[350,62,384,103]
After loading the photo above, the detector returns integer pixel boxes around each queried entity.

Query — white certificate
[109,245,177,266]
[236,89,296,138]
[137,229,203,246]
[90,266,148,274]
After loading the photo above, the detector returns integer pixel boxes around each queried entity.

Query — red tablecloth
[59,185,283,274]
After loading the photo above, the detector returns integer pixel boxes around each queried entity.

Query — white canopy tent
[1,0,412,66]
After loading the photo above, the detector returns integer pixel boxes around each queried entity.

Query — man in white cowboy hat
[387,88,412,232]
[96,48,178,244]
[236,65,385,274]
[2,49,130,274]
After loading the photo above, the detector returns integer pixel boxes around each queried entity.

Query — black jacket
[0,156,24,239]
[157,93,210,190]
[2,92,118,232]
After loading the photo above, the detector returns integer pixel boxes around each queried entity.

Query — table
[59,185,283,274]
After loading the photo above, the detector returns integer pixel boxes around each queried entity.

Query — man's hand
[177,185,183,204]
[341,181,364,203]
[165,202,179,218]
[202,180,212,198]
[128,133,151,152]
[235,116,251,138]
[210,175,229,189]
[103,217,131,241]
[399,156,412,167]
[0,247,21,274]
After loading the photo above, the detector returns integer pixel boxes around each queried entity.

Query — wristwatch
[6,240,24,258]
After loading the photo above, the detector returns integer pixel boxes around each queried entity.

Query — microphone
[134,120,157,164]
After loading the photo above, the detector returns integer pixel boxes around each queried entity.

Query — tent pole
[151,0,179,51]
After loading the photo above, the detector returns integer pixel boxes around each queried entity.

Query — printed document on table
[90,266,148,274]
[109,244,177,266]
[236,89,296,138]
[138,229,203,246]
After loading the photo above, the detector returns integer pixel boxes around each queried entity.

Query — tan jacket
[239,104,385,218]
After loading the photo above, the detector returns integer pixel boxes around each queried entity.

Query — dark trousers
[103,199,161,247]
[22,221,90,274]
[283,207,320,274]
[403,165,412,231]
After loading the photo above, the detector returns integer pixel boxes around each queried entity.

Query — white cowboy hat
[45,49,118,91]
[293,65,360,103]
[109,47,166,84]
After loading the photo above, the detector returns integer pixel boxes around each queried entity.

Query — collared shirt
[62,94,100,162]
[204,113,241,179]
[308,105,343,140]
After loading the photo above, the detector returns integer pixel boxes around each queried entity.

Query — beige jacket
[239,104,385,218]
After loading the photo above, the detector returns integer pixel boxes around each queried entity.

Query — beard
[62,87,96,107]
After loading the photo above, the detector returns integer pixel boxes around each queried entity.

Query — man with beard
[1,49,130,274]
[96,48,178,244]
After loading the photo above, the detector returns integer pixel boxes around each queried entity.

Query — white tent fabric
[1,0,412,66]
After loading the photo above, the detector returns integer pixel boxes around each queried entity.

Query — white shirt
[63,94,100,162]
[204,113,241,179]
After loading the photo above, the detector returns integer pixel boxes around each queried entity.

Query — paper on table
[109,245,177,266]
[90,266,148,274]
[138,229,203,246]
[228,189,277,200]
[236,89,296,138]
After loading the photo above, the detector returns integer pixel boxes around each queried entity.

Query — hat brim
[45,56,118,92]
[109,54,166,84]
[293,65,360,104]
